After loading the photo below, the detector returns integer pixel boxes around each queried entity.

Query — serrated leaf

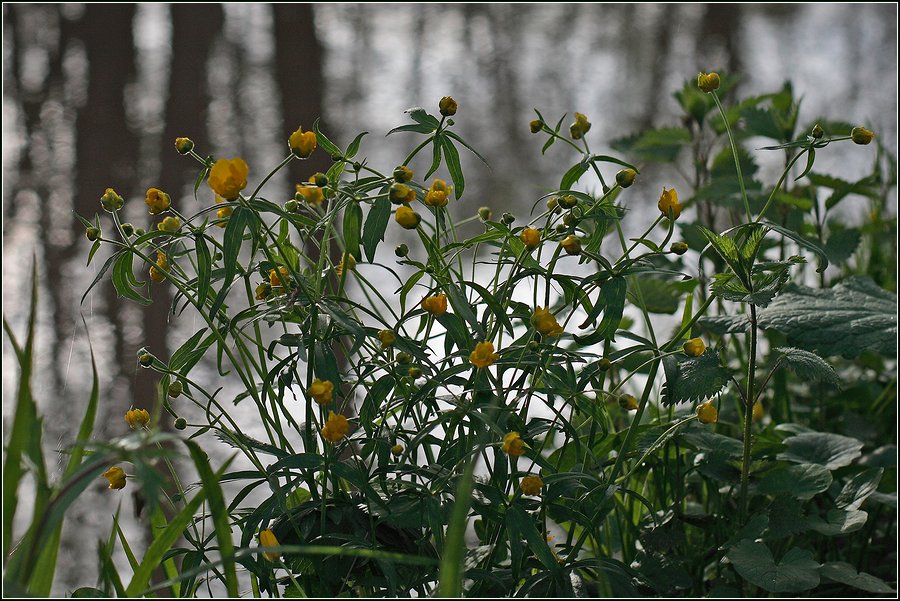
[820,561,896,594]
[727,540,820,593]
[661,350,729,406]
[807,508,868,536]
[824,227,861,264]
[757,277,897,358]
[698,314,750,334]
[774,347,839,387]
[777,432,863,470]
[757,463,833,500]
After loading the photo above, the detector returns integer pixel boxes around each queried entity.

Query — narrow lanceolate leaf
[342,201,363,261]
[774,347,839,386]
[210,206,251,319]
[758,276,897,358]
[362,196,391,262]
[112,252,152,305]
[441,137,465,199]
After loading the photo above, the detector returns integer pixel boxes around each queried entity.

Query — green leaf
[611,127,691,163]
[835,468,883,510]
[698,314,749,334]
[362,196,391,262]
[211,206,251,319]
[774,347,839,387]
[195,233,212,308]
[506,505,558,572]
[794,148,815,181]
[820,561,897,594]
[345,131,368,159]
[661,350,730,406]
[313,119,342,157]
[629,278,696,315]
[437,453,478,597]
[778,432,863,470]
[342,201,363,261]
[72,587,108,598]
[759,221,829,273]
[807,508,868,536]
[758,277,897,358]
[574,277,626,344]
[441,137,464,199]
[757,463,833,500]
[112,252,151,305]
[560,161,589,191]
[403,106,441,129]
[823,227,861,264]
[386,122,435,136]
[727,540,820,593]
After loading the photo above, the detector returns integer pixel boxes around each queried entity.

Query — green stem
[712,91,751,223]
[739,304,758,522]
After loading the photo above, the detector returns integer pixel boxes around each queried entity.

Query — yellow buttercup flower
[389,183,416,204]
[321,411,349,443]
[269,266,290,291]
[259,529,280,562]
[502,431,525,456]
[683,337,705,357]
[309,378,334,405]
[102,466,126,490]
[569,112,591,139]
[157,216,181,233]
[469,341,499,369]
[255,283,271,300]
[560,235,581,255]
[658,187,681,220]
[531,307,564,337]
[393,165,414,183]
[125,408,151,429]
[378,329,397,348]
[395,205,421,229]
[424,179,452,208]
[208,158,249,200]
[697,72,721,93]
[289,126,317,158]
[520,475,543,496]
[335,254,356,277]
[520,227,541,250]
[619,395,639,411]
[697,401,718,424]
[421,293,448,317]
[145,188,171,215]
[149,250,168,283]
[214,195,232,228]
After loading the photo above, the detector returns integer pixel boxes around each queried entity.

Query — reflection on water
[2,4,896,594]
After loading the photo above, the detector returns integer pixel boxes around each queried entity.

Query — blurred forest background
[2,4,897,594]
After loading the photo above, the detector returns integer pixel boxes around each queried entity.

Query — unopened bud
[174,137,194,154]
[394,244,409,258]
[478,207,492,221]
[529,119,543,134]
[138,353,154,367]
[121,223,134,237]
[174,417,187,430]
[811,124,824,140]
[86,227,101,242]
[396,352,412,365]
[851,127,875,145]
[670,242,689,255]
[501,212,515,225]
[439,96,458,116]
[615,169,637,189]
[168,381,183,398]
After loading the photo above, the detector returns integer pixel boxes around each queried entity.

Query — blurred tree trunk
[272,4,330,182]
[699,4,742,80]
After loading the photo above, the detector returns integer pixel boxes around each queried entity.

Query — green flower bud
[395,244,409,258]
[811,124,824,140]
[121,223,134,237]
[478,207,492,221]
[134,227,146,237]
[697,72,720,93]
[393,165,414,183]
[615,168,637,189]
[100,188,124,212]
[851,126,875,145]
[529,119,543,134]
[168,381,183,398]
[408,366,423,379]
[598,358,612,371]
[670,242,689,255]
[284,199,299,213]
[501,212,515,225]
[174,417,187,430]
[86,227,101,242]
[174,137,194,154]
[396,352,412,365]
[313,172,328,187]
[558,194,577,209]
[138,353,154,367]
[439,96,458,116]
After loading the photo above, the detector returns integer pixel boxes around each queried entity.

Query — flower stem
[712,91,752,223]
[739,303,758,522]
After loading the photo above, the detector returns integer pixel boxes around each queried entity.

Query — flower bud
[121,223,134,237]
[563,213,577,227]
[378,329,397,348]
[670,242,689,255]
[658,187,682,220]
[560,234,581,255]
[284,199,299,213]
[697,72,720,93]
[501,212,515,225]
[255,283,271,300]
[157,216,181,233]
[174,137,194,154]
[528,340,540,352]
[529,119,543,134]
[811,124,824,140]
[352,161,362,172]
[138,352,154,367]
[408,366,422,379]
[395,205,421,229]
[520,227,541,250]
[394,244,409,258]
[313,172,328,187]
[520,474,543,496]
[391,444,404,456]
[615,169,637,189]
[683,337,705,357]
[752,401,764,422]
[145,187,172,215]
[396,352,412,365]
[85,227,101,242]
[439,96,458,116]
[134,227,146,237]
[478,207,492,221]
[697,401,718,424]
[393,165,414,183]
[168,381,183,398]
[558,194,577,209]
[851,127,875,145]
[598,358,612,371]
[390,183,415,204]
[100,188,124,212]
[546,197,559,211]
[102,466,126,490]
[619,395,639,411]
[569,112,591,139]
[125,408,150,429]
[174,417,187,430]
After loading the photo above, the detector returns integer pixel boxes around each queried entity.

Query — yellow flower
[270,266,290,291]
[309,378,334,405]
[145,188,171,215]
[697,72,721,93]
[697,401,718,424]
[752,401,764,422]
[157,216,181,232]
[657,187,681,220]
[569,112,591,139]
[851,127,875,145]
[259,529,280,562]
[321,411,349,443]
[378,329,397,348]
[520,475,543,496]
[208,158,249,200]
[393,165,414,183]
[289,126,317,158]
[389,183,416,204]
[615,169,637,189]
[216,205,233,227]
[502,432,526,456]
[531,307,564,337]
[336,254,356,277]
[560,234,581,255]
[297,177,325,206]
[529,119,543,134]
[102,466,126,490]
[520,227,541,250]
[619,395,639,411]
[174,137,194,154]
[255,283,271,300]
[125,408,151,429]
[100,188,124,212]
[469,341,499,369]
[439,96,458,116]
[395,205,421,229]
[683,337,705,357]
[421,293,448,317]
[424,179,451,208]
[149,250,168,283]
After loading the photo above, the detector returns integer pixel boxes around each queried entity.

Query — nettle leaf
[774,347,839,387]
[757,277,897,358]
[661,349,729,406]
[807,508,868,536]
[777,432,863,470]
[823,227,861,265]
[820,561,897,594]
[727,540,820,593]
[698,314,750,335]
[757,463,832,500]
